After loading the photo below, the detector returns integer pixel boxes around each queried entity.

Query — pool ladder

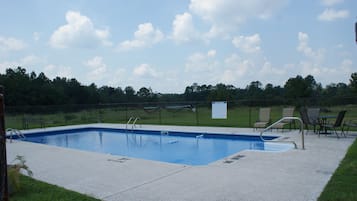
[126,116,140,130]
[6,128,25,143]
[260,117,305,150]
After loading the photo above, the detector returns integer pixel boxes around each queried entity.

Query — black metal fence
[3,97,357,130]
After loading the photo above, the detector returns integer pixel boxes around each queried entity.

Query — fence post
[159,105,162,125]
[0,86,9,201]
[125,104,128,121]
[249,105,252,127]
[195,103,199,126]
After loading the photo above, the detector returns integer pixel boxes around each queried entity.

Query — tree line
[0,67,356,107]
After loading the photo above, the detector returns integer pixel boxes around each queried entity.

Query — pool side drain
[231,154,245,160]
[107,158,130,163]
[223,154,245,164]
[223,160,234,164]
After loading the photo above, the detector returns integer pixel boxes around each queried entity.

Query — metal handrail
[126,117,134,130]
[126,116,140,130]
[260,117,305,150]
[132,117,140,129]
[6,128,25,143]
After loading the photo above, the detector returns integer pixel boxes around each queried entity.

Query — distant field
[4,105,357,130]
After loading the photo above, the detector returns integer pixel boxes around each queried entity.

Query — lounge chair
[319,110,347,138]
[272,107,295,130]
[254,107,271,130]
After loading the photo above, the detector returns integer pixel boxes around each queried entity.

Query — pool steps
[196,134,204,138]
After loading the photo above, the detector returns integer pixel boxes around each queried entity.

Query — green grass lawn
[318,138,357,201]
[10,175,100,201]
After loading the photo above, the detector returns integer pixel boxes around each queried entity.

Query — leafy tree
[98,86,124,103]
[0,67,355,108]
[350,72,357,93]
[264,83,284,98]
[137,87,157,102]
[246,81,263,98]
[124,86,136,102]
[137,87,151,98]
[284,75,318,99]
[208,83,234,101]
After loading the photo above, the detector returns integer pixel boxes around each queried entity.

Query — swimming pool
[13,127,293,165]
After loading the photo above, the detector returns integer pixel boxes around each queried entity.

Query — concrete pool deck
[6,123,356,201]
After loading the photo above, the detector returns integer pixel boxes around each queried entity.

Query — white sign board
[211,101,227,119]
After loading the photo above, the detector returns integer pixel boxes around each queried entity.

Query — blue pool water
[15,127,292,165]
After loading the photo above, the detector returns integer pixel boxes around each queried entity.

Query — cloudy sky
[0,0,356,93]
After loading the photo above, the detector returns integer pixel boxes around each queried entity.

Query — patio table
[319,115,336,134]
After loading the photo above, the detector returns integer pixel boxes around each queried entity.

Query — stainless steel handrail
[126,116,140,130]
[132,117,140,129]
[6,128,25,143]
[126,117,134,130]
[259,117,305,150]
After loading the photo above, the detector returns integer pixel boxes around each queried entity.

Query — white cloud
[320,0,344,6]
[171,12,200,43]
[295,32,353,85]
[220,54,252,83]
[259,61,285,76]
[33,32,40,41]
[107,68,127,87]
[119,23,164,50]
[207,49,216,57]
[84,56,107,81]
[0,55,44,73]
[299,58,353,85]
[297,32,324,63]
[44,64,73,79]
[21,55,45,66]
[340,59,353,72]
[232,34,261,53]
[317,8,349,21]
[0,36,26,51]
[300,61,321,77]
[185,49,218,72]
[0,61,18,73]
[218,54,298,87]
[189,0,287,38]
[133,64,159,78]
[49,11,111,48]
[183,50,288,87]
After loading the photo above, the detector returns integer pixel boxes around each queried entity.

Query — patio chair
[299,107,320,133]
[254,107,271,130]
[342,120,357,136]
[307,108,320,133]
[272,107,295,130]
[299,107,310,130]
[319,110,347,138]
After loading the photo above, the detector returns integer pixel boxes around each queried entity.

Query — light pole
[0,86,8,201]
[355,19,357,44]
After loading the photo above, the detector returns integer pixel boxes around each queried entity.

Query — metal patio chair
[319,110,347,138]
[307,108,320,133]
